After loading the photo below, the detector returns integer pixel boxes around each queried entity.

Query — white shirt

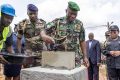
[89,40,92,49]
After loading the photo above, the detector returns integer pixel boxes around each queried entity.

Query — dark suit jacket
[86,39,101,64]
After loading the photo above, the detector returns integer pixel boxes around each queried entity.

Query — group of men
[86,25,120,80]
[0,1,89,80]
[0,1,120,80]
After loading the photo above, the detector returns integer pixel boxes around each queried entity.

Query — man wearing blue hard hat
[0,4,16,80]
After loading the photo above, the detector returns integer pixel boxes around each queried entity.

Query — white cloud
[37,0,68,21]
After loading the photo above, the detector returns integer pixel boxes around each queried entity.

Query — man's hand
[97,63,101,67]
[113,51,120,57]
[42,35,55,44]
[110,51,120,57]
[101,55,106,61]
[41,31,55,44]
[110,51,115,56]
[0,55,9,64]
[83,57,89,67]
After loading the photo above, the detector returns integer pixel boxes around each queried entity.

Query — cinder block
[20,66,88,80]
[42,51,75,69]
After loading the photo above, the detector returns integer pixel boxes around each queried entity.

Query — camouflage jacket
[46,17,85,54]
[17,18,46,53]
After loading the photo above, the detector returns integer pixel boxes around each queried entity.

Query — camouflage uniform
[17,18,46,66]
[46,17,85,66]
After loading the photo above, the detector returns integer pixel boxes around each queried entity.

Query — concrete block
[42,51,75,69]
[20,66,88,80]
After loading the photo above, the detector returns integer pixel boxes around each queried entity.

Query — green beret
[68,1,80,11]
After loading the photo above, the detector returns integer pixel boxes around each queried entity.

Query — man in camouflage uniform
[17,4,54,67]
[46,1,89,67]
[101,31,110,63]
[101,31,110,80]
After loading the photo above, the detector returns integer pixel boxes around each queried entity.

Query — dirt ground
[0,64,107,80]
[99,65,107,80]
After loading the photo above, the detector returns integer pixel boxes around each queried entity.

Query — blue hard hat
[1,4,16,16]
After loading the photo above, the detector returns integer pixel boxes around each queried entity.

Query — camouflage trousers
[32,52,42,67]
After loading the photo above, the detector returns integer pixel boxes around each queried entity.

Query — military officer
[17,4,54,67]
[101,31,110,63]
[103,25,120,80]
[101,31,110,80]
[46,1,89,67]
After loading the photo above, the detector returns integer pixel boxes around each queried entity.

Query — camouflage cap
[68,1,80,11]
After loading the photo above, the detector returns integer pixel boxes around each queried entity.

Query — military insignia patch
[74,24,81,32]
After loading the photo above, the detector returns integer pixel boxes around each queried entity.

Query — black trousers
[88,59,99,80]
[107,67,120,80]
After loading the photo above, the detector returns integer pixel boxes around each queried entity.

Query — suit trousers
[88,58,99,80]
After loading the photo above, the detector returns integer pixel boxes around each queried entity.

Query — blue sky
[1,0,120,41]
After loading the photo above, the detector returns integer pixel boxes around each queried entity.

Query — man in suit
[86,33,101,80]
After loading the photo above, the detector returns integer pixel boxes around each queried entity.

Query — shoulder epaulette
[39,19,46,23]
[52,18,60,23]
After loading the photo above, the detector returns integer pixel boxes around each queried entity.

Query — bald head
[88,33,94,40]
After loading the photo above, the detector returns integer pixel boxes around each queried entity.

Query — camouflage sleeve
[40,25,46,33]
[102,41,110,56]
[17,19,27,39]
[79,21,85,41]
[45,19,58,34]
[39,19,46,32]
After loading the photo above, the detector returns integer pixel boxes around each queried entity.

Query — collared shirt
[89,40,92,49]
